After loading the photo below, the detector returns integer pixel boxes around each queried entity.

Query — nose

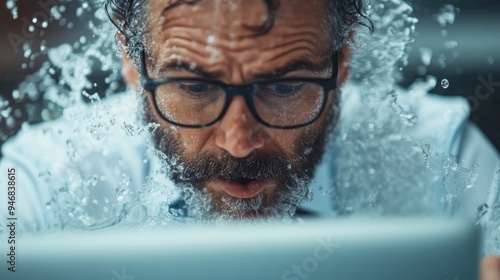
[215,96,265,158]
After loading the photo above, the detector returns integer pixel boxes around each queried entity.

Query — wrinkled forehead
[144,0,332,53]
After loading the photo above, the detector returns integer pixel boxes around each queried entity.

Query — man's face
[134,0,346,219]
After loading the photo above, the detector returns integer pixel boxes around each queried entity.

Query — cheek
[175,128,215,155]
[266,130,304,158]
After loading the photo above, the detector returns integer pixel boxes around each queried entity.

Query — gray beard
[140,91,338,221]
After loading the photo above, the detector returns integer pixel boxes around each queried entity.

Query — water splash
[479,166,500,254]
[330,0,500,257]
[0,1,497,252]
[329,0,479,220]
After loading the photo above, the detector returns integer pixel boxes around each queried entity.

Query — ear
[118,33,140,90]
[338,30,355,86]
[122,50,140,90]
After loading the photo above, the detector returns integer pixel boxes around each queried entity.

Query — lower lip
[216,180,267,199]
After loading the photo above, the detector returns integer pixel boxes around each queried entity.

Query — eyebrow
[155,58,330,81]
[156,61,224,79]
[253,59,329,80]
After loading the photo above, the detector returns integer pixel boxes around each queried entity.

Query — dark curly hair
[105,0,373,58]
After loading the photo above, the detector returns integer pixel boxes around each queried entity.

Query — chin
[209,191,295,221]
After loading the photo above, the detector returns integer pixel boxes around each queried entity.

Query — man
[1,0,499,278]
[113,0,353,220]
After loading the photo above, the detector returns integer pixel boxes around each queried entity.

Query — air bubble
[441,79,449,89]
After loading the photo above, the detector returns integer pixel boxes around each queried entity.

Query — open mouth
[214,178,268,199]
[232,177,254,185]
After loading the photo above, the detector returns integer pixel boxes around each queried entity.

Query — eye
[266,82,304,96]
[180,82,212,93]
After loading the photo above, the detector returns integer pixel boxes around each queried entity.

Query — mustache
[174,151,295,185]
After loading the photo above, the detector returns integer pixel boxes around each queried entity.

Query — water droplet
[436,4,456,28]
[6,0,18,19]
[12,90,20,100]
[207,35,216,44]
[6,0,15,9]
[441,79,449,89]
[487,56,494,65]
[6,117,15,129]
[419,48,432,66]
[79,36,87,44]
[445,41,458,49]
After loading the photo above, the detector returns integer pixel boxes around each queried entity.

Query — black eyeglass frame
[139,49,339,129]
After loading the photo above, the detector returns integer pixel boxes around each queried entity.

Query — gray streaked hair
[105,0,373,61]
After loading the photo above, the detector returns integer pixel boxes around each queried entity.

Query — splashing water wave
[2,0,499,255]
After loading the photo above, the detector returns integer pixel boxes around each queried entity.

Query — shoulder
[406,93,470,156]
[0,93,151,230]
[408,93,499,215]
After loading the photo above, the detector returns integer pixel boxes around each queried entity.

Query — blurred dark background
[1,0,499,155]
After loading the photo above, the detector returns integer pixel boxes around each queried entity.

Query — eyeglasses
[139,50,339,129]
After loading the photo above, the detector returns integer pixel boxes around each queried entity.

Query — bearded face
[142,92,336,219]
[127,0,346,220]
